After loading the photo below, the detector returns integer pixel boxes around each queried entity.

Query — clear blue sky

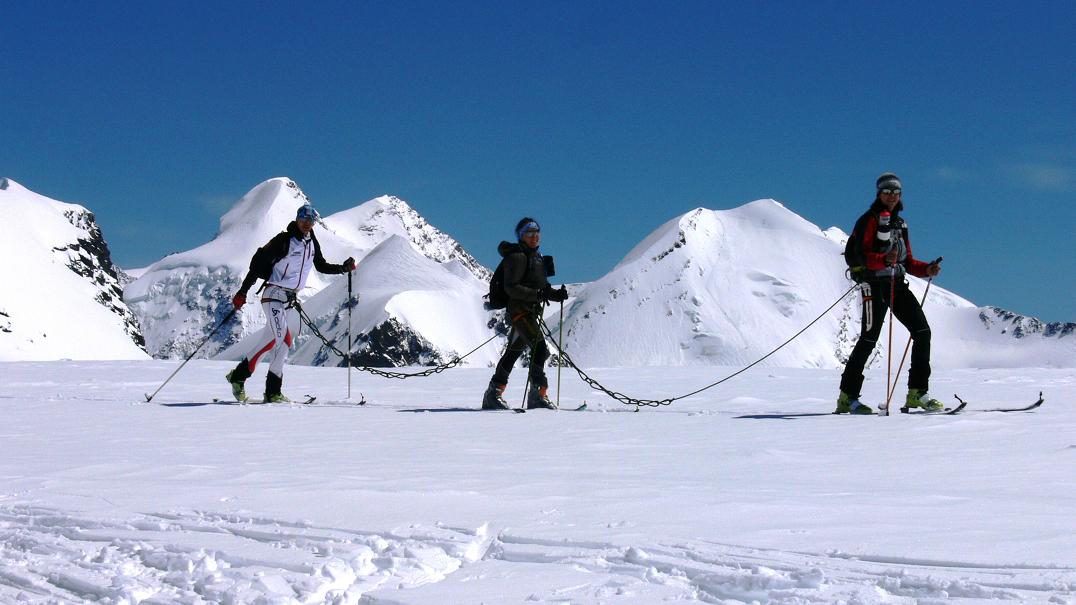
[3,1,1073,322]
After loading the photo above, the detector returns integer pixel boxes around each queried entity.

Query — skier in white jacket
[225,204,354,402]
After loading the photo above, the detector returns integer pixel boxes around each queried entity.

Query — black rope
[539,283,860,408]
[292,299,500,379]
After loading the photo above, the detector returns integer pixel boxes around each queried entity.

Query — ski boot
[526,385,557,410]
[225,368,248,402]
[834,391,874,415]
[264,372,291,404]
[482,383,510,410]
[905,389,944,412]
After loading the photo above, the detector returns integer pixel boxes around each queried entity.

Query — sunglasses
[880,188,902,195]
[522,229,540,236]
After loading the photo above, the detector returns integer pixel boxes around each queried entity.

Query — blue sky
[3,1,1073,322]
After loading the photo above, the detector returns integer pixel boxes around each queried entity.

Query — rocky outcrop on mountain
[980,307,1075,339]
[51,207,146,351]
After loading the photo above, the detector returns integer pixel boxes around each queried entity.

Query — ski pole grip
[930,256,943,265]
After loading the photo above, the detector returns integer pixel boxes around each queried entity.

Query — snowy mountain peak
[0,180,147,360]
[322,195,490,281]
[217,177,310,237]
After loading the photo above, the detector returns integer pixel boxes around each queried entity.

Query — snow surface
[0,179,148,361]
[2,360,1074,604]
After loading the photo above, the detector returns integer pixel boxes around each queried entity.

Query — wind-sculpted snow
[2,506,1072,603]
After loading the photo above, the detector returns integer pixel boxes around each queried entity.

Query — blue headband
[516,221,540,240]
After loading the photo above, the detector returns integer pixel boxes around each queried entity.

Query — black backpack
[249,234,287,281]
[843,212,874,283]
[486,260,513,310]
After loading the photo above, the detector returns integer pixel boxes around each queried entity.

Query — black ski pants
[840,278,932,399]
[491,309,549,389]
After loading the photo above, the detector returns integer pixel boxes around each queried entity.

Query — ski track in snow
[2,504,1072,604]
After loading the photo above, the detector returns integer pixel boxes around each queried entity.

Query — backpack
[843,212,873,283]
[248,231,291,282]
[486,260,512,310]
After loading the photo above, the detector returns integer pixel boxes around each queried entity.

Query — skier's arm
[312,236,354,274]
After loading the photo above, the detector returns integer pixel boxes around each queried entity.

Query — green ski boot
[905,389,944,412]
[835,391,875,415]
[263,372,289,403]
[225,369,248,402]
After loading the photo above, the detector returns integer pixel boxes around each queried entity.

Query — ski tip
[575,403,587,411]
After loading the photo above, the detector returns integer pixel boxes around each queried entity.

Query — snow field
[1,360,1074,603]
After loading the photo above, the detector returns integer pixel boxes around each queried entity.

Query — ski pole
[887,257,942,400]
[145,307,238,402]
[886,271,895,411]
[347,270,353,400]
[556,299,564,409]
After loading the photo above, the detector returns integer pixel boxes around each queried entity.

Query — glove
[343,257,356,271]
[232,292,247,309]
[543,285,568,303]
[927,263,941,277]
[538,284,553,302]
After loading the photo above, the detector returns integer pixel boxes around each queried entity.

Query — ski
[976,391,1045,413]
[211,396,317,405]
[898,397,968,415]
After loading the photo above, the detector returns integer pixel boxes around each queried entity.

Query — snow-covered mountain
[220,235,503,369]
[124,178,488,360]
[556,200,1075,369]
[0,178,147,360]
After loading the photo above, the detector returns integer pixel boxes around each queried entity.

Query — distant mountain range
[3,176,1072,368]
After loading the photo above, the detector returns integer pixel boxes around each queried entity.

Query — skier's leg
[840,281,888,398]
[892,283,933,396]
[226,304,279,399]
[263,300,292,400]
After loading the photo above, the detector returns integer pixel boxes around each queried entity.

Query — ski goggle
[516,221,541,239]
[296,205,320,222]
[879,188,901,195]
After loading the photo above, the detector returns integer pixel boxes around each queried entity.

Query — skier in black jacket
[482,217,569,410]
[225,204,354,402]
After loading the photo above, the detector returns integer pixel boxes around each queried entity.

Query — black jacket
[498,241,549,311]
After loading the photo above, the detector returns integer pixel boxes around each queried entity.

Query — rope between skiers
[292,299,500,379]
[538,283,860,408]
[291,281,857,400]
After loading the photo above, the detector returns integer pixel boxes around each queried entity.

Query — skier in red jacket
[837,173,942,414]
